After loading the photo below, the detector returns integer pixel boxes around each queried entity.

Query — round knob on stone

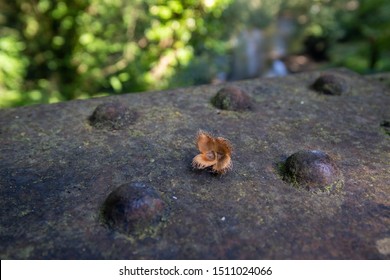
[102,182,165,234]
[283,150,344,192]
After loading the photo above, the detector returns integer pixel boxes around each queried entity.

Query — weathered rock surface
[0,69,389,259]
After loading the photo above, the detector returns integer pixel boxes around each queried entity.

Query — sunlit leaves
[51,2,68,19]
[0,36,27,91]
[1,0,389,107]
[0,0,236,106]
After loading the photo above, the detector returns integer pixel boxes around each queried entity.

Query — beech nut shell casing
[192,130,233,174]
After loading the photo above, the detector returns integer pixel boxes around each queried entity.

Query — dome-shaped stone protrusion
[102,182,165,234]
[380,120,390,136]
[211,85,252,111]
[312,73,349,96]
[283,150,343,192]
[89,102,138,130]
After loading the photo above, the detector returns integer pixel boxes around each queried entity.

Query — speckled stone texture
[0,69,389,259]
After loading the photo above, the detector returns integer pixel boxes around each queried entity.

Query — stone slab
[0,69,389,259]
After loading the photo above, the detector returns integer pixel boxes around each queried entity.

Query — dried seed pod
[192,130,233,174]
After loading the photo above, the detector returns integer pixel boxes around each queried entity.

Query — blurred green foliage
[0,0,389,107]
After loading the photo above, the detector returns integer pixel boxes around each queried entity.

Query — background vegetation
[1,0,389,107]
